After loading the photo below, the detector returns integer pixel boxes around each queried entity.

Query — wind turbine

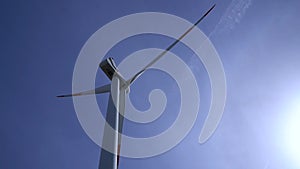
[57,4,216,169]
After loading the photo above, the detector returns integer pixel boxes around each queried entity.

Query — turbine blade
[117,86,126,167]
[98,76,122,169]
[98,76,126,169]
[99,93,119,169]
[56,84,110,97]
[127,4,216,84]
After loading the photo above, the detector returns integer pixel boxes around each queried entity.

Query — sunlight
[284,101,300,165]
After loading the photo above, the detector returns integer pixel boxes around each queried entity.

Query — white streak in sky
[210,0,252,37]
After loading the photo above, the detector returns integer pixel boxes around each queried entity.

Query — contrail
[187,0,253,65]
[209,0,252,37]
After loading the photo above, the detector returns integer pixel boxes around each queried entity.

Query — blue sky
[1,0,300,168]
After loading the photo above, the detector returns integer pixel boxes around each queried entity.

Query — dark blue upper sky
[1,0,300,169]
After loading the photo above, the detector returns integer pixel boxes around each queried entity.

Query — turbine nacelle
[100,57,130,93]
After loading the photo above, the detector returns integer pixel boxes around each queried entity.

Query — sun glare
[284,102,300,165]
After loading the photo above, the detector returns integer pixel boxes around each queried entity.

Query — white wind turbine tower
[57,4,216,169]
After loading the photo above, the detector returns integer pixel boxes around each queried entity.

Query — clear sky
[1,0,300,168]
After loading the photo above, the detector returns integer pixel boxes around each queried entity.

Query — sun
[284,102,300,164]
